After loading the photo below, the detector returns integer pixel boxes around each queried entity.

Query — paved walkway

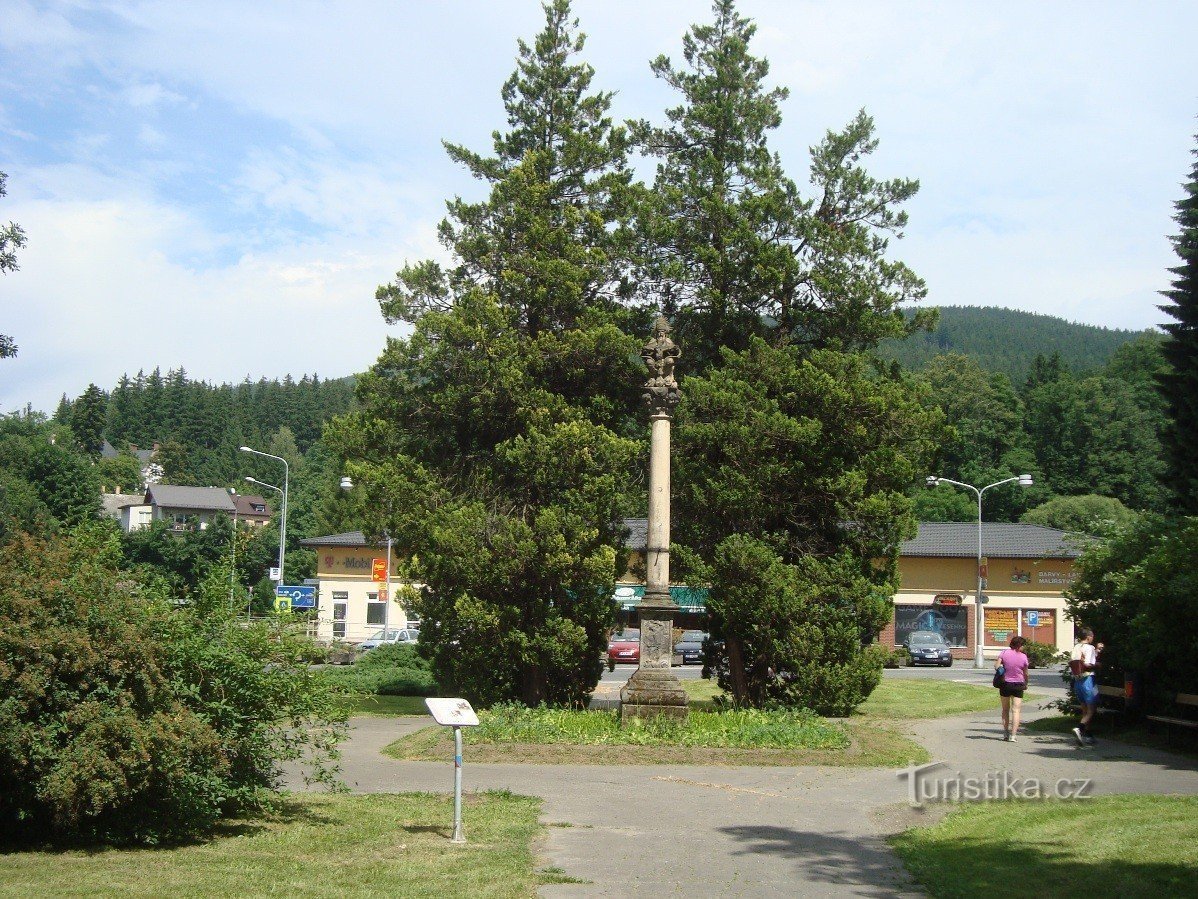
[296,698,1198,898]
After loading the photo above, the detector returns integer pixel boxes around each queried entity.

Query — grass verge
[858,679,1038,719]
[340,693,429,716]
[1024,713,1198,759]
[384,706,927,768]
[0,792,568,899]
[686,675,1028,720]
[890,796,1198,898]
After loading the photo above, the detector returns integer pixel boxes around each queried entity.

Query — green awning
[613,584,707,613]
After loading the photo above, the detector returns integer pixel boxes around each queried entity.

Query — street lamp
[241,446,289,587]
[340,476,393,643]
[245,475,285,595]
[925,473,1034,668]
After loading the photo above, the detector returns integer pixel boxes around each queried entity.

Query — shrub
[1023,640,1065,669]
[704,535,886,716]
[320,643,438,697]
[879,646,911,669]
[0,527,346,845]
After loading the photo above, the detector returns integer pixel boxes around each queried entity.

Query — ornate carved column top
[641,314,681,417]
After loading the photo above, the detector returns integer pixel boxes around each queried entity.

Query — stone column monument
[620,314,688,723]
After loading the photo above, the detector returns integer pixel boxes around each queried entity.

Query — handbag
[992,664,1005,688]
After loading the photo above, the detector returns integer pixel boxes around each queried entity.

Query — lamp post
[241,446,289,587]
[339,476,393,643]
[245,476,285,602]
[925,473,1034,668]
[229,488,239,610]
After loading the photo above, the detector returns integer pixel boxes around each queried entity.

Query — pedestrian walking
[1070,627,1103,747]
[996,635,1030,741]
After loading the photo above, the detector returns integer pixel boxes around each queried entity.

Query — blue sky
[2,0,1196,414]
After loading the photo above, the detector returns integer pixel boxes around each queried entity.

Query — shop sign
[1037,570,1076,585]
[933,593,963,606]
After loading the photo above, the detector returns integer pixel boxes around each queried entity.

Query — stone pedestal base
[619,667,689,723]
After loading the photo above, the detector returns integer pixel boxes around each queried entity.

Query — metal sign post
[424,698,479,844]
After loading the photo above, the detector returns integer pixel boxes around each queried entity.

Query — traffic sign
[274,596,291,613]
[269,566,281,582]
[372,558,387,582]
[1026,610,1040,627]
[275,585,316,608]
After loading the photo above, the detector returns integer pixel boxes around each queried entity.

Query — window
[367,596,387,626]
[333,596,347,639]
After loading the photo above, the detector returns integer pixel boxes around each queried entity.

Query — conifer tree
[70,384,108,458]
[331,0,641,707]
[637,0,929,372]
[1159,131,1198,513]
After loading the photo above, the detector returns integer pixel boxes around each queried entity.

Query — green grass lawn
[891,796,1198,898]
[685,675,1022,720]
[857,679,1036,719]
[0,793,567,899]
[341,693,430,716]
[385,704,928,768]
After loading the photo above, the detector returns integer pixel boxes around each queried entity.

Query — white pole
[975,487,985,669]
[451,726,465,843]
[386,532,392,638]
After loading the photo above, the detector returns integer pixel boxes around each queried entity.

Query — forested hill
[878,306,1156,384]
[56,369,356,488]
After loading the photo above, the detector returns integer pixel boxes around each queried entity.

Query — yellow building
[299,532,415,643]
[886,522,1082,659]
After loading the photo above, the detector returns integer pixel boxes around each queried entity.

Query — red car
[607,628,640,669]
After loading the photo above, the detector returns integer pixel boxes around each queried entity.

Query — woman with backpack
[996,635,1030,742]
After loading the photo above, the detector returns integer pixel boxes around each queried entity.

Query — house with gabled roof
[144,484,237,532]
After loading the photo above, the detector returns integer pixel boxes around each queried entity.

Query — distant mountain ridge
[879,306,1156,384]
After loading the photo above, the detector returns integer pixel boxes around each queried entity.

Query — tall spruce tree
[70,384,108,458]
[329,0,641,707]
[637,0,930,372]
[651,1,941,712]
[1159,131,1198,513]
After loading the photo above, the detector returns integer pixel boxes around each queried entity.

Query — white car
[359,627,420,650]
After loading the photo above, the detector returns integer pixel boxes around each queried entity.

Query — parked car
[903,630,953,667]
[359,627,420,651]
[607,628,640,670]
[673,630,707,666]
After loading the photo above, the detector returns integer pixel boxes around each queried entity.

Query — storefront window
[895,604,968,647]
[367,598,386,625]
[1022,609,1056,645]
[984,608,1019,646]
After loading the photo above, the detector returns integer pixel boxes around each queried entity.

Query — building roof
[232,494,272,517]
[900,522,1084,559]
[301,531,373,547]
[623,518,648,551]
[145,484,237,513]
[300,520,1084,560]
[99,492,147,519]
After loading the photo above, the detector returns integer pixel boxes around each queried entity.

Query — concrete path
[295,691,1198,898]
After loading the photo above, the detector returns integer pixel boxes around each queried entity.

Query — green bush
[704,535,886,716]
[879,646,911,669]
[1023,640,1064,669]
[0,527,346,845]
[320,643,438,697]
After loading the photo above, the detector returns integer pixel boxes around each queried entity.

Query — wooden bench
[1145,692,1198,735]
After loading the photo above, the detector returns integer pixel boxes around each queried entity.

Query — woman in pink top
[996,635,1030,742]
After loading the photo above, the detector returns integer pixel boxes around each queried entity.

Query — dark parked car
[673,630,707,666]
[904,630,953,667]
[607,628,640,670]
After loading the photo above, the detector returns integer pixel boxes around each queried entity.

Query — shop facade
[299,531,416,644]
[880,522,1082,660]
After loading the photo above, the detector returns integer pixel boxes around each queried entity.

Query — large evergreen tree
[70,384,108,458]
[636,0,929,372]
[646,1,941,711]
[1159,131,1198,513]
[330,0,641,708]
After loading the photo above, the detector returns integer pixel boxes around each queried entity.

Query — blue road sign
[1026,610,1039,627]
[275,585,316,608]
